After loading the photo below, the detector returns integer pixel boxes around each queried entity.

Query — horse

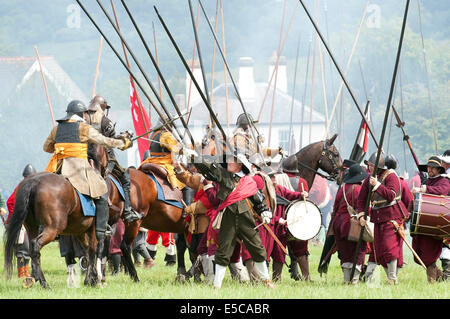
[4,172,103,288]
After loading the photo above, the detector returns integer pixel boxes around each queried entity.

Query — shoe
[263,279,276,289]
[144,258,155,269]
[122,208,142,223]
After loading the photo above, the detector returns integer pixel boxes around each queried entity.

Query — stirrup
[122,208,142,223]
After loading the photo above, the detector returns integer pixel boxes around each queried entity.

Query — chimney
[268,52,287,94]
[186,59,203,106]
[238,57,255,102]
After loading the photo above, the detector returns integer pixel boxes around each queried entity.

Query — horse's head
[317,134,342,181]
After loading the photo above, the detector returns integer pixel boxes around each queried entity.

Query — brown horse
[4,172,103,288]
[290,133,342,188]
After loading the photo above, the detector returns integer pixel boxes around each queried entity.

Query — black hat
[340,159,357,170]
[342,164,369,184]
[419,156,445,173]
[280,155,299,174]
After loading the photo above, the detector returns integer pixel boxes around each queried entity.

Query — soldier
[412,156,450,282]
[193,148,275,289]
[356,152,409,285]
[231,113,282,159]
[86,95,141,224]
[44,100,133,251]
[5,164,36,286]
[139,118,185,190]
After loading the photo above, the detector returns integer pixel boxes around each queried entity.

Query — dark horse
[4,172,103,288]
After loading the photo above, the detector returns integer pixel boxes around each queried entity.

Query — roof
[0,56,87,106]
[188,82,325,126]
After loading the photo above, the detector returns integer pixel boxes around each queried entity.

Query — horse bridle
[318,141,341,181]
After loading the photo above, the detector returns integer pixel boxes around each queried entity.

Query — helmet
[236,113,257,129]
[22,164,36,177]
[385,154,398,170]
[88,95,110,112]
[57,100,87,122]
[281,155,299,174]
[364,151,387,170]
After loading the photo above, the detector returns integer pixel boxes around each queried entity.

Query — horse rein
[298,142,340,182]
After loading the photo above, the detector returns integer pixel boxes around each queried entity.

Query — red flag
[129,76,151,161]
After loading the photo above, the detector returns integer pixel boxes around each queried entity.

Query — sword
[390,220,427,270]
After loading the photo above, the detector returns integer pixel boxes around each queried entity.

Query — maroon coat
[357,171,408,267]
[332,183,367,265]
[412,175,450,266]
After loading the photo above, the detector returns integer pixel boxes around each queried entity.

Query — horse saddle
[75,189,96,216]
[139,163,183,208]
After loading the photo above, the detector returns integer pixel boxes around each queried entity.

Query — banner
[129,76,151,161]
[349,104,370,163]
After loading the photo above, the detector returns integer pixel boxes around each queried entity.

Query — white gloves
[261,211,272,224]
[279,217,287,225]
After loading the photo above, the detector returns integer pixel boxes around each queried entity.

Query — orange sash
[45,142,88,173]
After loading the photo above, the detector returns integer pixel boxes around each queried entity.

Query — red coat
[357,171,407,267]
[332,184,367,265]
[412,175,450,266]
[5,187,17,225]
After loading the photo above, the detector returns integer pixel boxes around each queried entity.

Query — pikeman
[85,95,141,224]
[44,100,133,249]
[356,152,409,285]
[193,148,275,289]
[412,156,450,282]
[231,113,283,159]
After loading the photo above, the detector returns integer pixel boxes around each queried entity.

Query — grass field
[0,227,448,300]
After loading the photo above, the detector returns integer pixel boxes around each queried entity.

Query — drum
[285,199,322,241]
[410,193,450,238]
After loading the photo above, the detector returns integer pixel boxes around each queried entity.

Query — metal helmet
[22,164,36,177]
[236,113,257,129]
[385,154,398,170]
[281,155,299,174]
[364,151,387,170]
[88,95,110,112]
[57,100,87,122]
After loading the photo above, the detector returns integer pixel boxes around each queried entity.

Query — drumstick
[301,183,308,214]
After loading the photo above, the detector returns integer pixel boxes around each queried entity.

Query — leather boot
[426,263,439,283]
[272,261,283,282]
[441,259,450,280]
[297,255,312,282]
[120,169,142,223]
[289,256,301,281]
[144,257,155,269]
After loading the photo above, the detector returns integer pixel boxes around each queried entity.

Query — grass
[0,227,448,300]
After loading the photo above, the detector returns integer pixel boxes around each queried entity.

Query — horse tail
[4,177,39,279]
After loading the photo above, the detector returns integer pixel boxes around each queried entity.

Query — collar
[235,171,245,178]
[68,114,86,123]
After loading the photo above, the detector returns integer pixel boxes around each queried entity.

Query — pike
[197,0,266,159]
[119,0,199,153]
[350,0,411,280]
[131,112,189,142]
[75,0,179,138]
[298,0,379,149]
[391,104,425,179]
[154,6,231,150]
[92,0,187,145]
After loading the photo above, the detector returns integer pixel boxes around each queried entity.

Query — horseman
[85,95,141,224]
[43,100,133,246]
[139,117,185,190]
[231,113,283,159]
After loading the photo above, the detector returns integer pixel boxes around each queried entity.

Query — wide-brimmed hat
[280,155,299,174]
[220,148,252,174]
[419,156,445,173]
[339,159,357,171]
[342,164,369,184]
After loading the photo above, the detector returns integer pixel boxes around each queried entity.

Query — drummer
[268,168,311,282]
[411,155,450,282]
[332,164,369,284]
